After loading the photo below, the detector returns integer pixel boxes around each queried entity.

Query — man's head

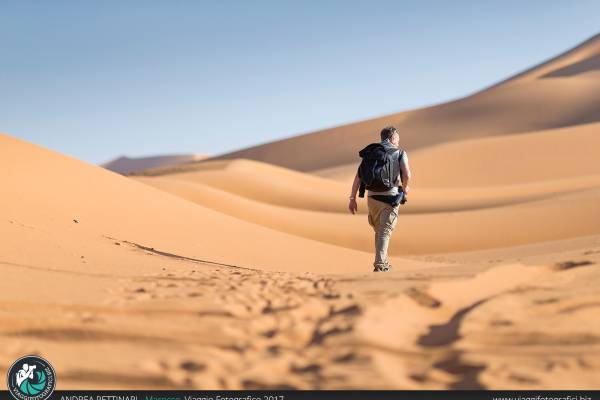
[380,126,399,146]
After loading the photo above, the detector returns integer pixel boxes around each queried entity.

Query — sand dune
[493,32,600,83]
[408,121,600,187]
[0,133,401,275]
[102,154,207,175]
[130,118,600,255]
[2,229,598,389]
[312,121,600,184]
[137,170,600,215]
[202,34,600,173]
[3,34,600,390]
[132,158,348,212]
[135,174,600,255]
[132,123,600,213]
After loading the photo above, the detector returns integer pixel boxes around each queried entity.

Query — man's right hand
[348,198,358,214]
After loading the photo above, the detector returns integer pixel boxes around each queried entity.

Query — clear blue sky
[1,1,599,164]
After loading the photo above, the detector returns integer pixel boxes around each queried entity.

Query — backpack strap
[396,149,403,186]
[357,165,366,198]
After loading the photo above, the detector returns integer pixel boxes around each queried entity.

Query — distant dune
[311,121,600,184]
[102,154,207,175]
[132,158,348,212]
[205,33,600,174]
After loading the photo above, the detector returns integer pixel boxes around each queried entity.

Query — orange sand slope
[135,174,600,255]
[132,121,600,254]
[311,121,600,183]
[3,234,599,389]
[204,34,600,173]
[0,133,405,275]
[136,122,600,206]
[132,158,348,212]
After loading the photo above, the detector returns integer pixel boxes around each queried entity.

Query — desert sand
[1,34,599,390]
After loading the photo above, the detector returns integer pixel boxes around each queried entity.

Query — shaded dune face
[542,53,600,78]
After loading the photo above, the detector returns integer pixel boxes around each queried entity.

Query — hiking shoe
[373,264,392,272]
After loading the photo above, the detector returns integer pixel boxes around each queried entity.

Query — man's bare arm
[348,169,361,214]
[400,152,411,194]
[350,170,360,199]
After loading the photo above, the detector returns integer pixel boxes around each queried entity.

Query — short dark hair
[380,126,397,141]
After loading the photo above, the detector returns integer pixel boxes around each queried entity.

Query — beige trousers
[367,196,399,269]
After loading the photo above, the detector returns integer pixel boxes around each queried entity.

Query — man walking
[348,126,411,272]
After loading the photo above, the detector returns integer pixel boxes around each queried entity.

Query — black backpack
[357,143,402,197]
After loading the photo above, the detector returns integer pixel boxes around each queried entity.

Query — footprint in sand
[551,260,594,271]
[139,358,210,388]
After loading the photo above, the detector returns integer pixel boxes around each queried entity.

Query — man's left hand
[348,198,358,214]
